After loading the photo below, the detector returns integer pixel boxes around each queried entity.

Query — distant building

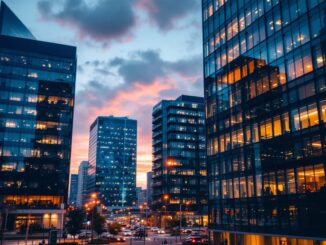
[136,187,147,207]
[152,95,207,225]
[76,161,88,208]
[69,174,78,207]
[88,116,137,209]
[0,2,76,232]
[146,171,153,207]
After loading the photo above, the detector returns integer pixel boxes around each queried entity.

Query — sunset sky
[6,0,203,188]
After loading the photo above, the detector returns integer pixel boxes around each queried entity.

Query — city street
[123,234,184,245]
[2,234,186,245]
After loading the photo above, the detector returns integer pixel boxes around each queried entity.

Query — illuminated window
[240,177,246,198]
[270,72,279,89]
[26,95,37,103]
[277,171,286,194]
[287,169,296,194]
[248,60,255,74]
[208,3,213,17]
[233,178,239,198]
[260,119,272,140]
[305,165,317,192]
[239,14,245,31]
[1,163,16,171]
[314,164,325,191]
[247,176,254,197]
[307,103,319,126]
[219,135,225,152]
[9,93,23,101]
[313,45,325,68]
[299,106,309,128]
[5,120,16,128]
[282,112,290,133]
[234,67,241,82]
[249,80,256,99]
[273,116,282,136]
[320,99,326,122]
[245,126,251,144]
[296,167,305,193]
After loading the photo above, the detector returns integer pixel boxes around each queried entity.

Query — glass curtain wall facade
[69,174,78,207]
[0,2,76,232]
[152,95,207,225]
[202,0,326,243]
[147,171,153,207]
[76,161,88,208]
[88,116,137,209]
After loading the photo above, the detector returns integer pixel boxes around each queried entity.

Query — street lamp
[179,201,190,241]
[162,194,169,228]
[89,193,98,241]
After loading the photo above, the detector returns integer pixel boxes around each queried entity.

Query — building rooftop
[0,1,35,39]
[0,1,76,59]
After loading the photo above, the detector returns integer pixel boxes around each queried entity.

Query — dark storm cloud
[108,50,202,84]
[140,0,199,31]
[111,50,166,84]
[169,55,202,77]
[38,0,137,41]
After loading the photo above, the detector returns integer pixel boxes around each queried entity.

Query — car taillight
[192,239,196,243]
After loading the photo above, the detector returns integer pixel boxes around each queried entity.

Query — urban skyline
[3,0,204,188]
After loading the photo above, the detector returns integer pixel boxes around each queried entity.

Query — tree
[166,217,187,229]
[108,222,122,235]
[93,212,106,235]
[87,208,106,236]
[65,208,84,240]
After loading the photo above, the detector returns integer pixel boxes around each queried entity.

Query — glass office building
[152,95,208,226]
[76,161,88,208]
[88,116,137,209]
[69,174,78,207]
[0,2,76,232]
[202,0,326,243]
[147,171,153,207]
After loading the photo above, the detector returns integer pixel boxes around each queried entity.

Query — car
[182,236,208,245]
[134,229,148,238]
[151,227,160,232]
[157,229,165,234]
[99,232,113,238]
[67,234,79,239]
[122,229,133,236]
[109,235,126,242]
[78,231,92,239]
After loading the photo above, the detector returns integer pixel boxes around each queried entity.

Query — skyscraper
[136,187,147,207]
[69,174,78,207]
[0,1,76,231]
[88,116,137,209]
[76,161,88,208]
[202,0,326,243]
[147,171,153,207]
[152,95,207,225]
